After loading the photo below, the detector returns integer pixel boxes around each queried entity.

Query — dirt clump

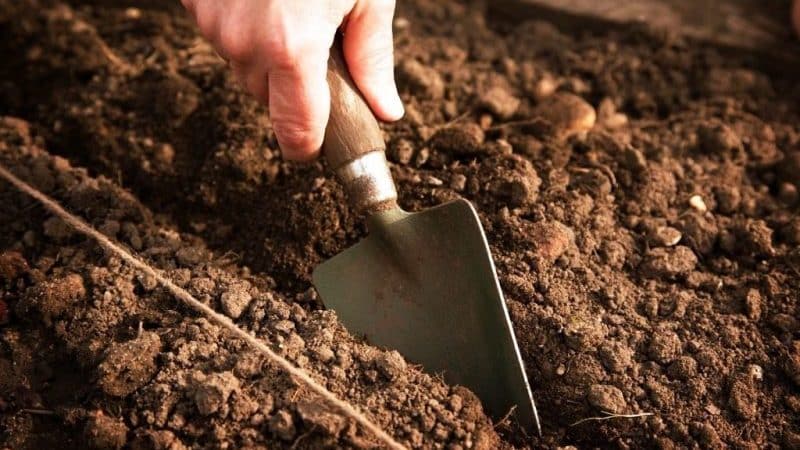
[98,331,161,397]
[85,412,129,450]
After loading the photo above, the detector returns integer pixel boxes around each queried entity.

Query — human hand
[181,0,404,161]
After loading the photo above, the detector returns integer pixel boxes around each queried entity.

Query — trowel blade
[313,198,539,431]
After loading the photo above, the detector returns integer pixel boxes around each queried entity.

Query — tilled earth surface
[1,0,800,449]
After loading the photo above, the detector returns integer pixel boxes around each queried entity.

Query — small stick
[0,163,407,450]
[493,405,517,429]
[570,411,654,427]
[19,408,56,416]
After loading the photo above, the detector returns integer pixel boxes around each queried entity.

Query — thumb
[342,0,404,122]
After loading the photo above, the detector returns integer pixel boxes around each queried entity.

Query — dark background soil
[1,0,800,448]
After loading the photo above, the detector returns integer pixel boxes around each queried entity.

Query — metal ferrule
[335,150,398,216]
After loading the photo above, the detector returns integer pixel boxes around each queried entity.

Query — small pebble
[689,195,707,212]
[393,16,410,30]
[748,364,764,381]
[124,8,142,19]
[650,226,682,247]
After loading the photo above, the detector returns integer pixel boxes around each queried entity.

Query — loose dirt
[1,0,800,448]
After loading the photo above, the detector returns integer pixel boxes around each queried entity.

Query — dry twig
[570,411,654,427]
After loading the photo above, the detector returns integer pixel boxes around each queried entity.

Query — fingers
[343,0,404,121]
[268,52,331,161]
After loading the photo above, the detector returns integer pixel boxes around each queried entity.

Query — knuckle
[268,34,309,71]
[217,25,251,62]
[265,16,329,72]
[273,120,322,154]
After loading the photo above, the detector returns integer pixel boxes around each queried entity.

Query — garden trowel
[313,40,540,433]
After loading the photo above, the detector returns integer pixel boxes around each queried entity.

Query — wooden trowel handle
[322,38,386,169]
[323,37,398,215]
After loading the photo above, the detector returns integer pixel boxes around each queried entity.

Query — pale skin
[182,0,800,162]
[181,0,404,162]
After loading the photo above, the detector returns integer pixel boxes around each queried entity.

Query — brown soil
[1,0,800,448]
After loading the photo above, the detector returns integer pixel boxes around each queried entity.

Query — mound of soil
[2,0,800,448]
